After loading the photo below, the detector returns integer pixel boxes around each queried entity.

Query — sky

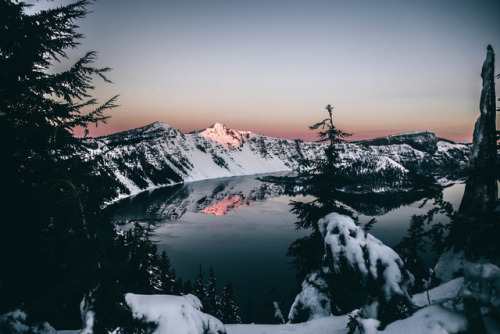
[37,0,500,142]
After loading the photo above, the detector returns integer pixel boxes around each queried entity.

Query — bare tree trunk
[459,45,498,215]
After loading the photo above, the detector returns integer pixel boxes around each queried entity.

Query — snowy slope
[85,122,471,202]
[53,279,470,334]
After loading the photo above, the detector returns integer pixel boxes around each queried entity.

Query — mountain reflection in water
[111,173,467,323]
[201,195,254,216]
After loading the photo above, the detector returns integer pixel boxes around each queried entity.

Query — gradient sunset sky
[44,0,500,142]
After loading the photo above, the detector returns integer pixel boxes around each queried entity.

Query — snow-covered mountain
[85,122,471,202]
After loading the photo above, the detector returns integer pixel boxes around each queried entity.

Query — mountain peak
[198,123,254,148]
[210,122,228,130]
[146,121,173,131]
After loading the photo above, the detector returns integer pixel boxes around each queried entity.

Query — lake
[112,173,466,323]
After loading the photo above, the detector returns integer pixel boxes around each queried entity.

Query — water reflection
[112,174,288,223]
[201,195,254,216]
[111,173,468,323]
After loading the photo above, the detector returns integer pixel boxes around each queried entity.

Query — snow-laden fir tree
[289,213,414,331]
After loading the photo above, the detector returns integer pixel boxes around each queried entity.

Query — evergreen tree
[183,280,194,295]
[159,250,175,294]
[173,275,183,296]
[221,283,241,324]
[244,300,253,324]
[395,215,428,293]
[205,266,223,319]
[122,223,165,294]
[0,0,119,329]
[308,104,351,191]
[193,265,207,307]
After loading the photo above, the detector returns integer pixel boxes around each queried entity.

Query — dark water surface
[112,174,466,323]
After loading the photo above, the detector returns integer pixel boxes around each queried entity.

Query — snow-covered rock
[124,293,226,334]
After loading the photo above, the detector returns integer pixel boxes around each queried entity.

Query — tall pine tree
[308,104,351,191]
[159,250,176,294]
[205,266,223,319]
[0,0,119,329]
[221,283,241,324]
[193,265,207,307]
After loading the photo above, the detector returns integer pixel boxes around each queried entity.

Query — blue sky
[38,0,500,141]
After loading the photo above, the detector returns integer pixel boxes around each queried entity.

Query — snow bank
[379,305,467,334]
[412,277,464,307]
[225,315,350,334]
[125,293,226,334]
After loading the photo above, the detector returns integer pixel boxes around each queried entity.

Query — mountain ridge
[99,121,460,147]
[85,121,471,203]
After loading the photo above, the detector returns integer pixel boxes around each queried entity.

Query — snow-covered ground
[225,316,349,334]
[49,260,500,334]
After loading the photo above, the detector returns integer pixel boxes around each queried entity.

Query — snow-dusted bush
[125,293,226,334]
[288,271,331,323]
[463,262,500,312]
[433,249,465,283]
[0,310,55,334]
[289,213,414,329]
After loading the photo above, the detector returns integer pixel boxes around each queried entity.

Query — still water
[112,173,465,323]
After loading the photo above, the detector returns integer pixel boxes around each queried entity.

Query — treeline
[115,223,241,324]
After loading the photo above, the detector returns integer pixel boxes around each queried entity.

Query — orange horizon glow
[75,118,475,144]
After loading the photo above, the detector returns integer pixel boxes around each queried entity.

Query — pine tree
[244,300,253,324]
[183,280,194,295]
[193,265,207,307]
[173,275,183,296]
[126,223,169,294]
[0,0,119,329]
[308,104,351,191]
[395,215,428,292]
[205,266,223,319]
[221,283,241,324]
[159,250,175,294]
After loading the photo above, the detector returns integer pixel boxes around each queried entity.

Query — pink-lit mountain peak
[198,122,255,148]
